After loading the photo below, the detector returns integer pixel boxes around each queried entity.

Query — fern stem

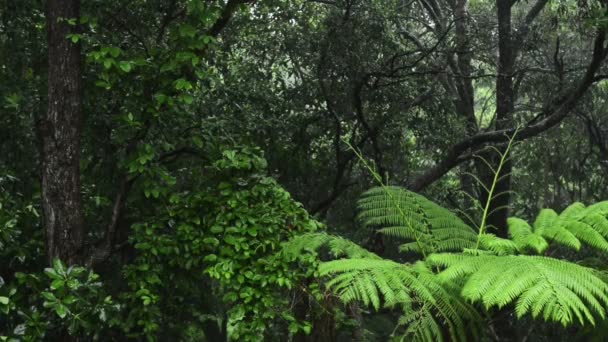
[474,129,519,249]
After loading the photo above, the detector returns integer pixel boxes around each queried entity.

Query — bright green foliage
[487,201,608,255]
[476,233,519,255]
[1,148,324,341]
[319,259,481,342]
[531,202,608,252]
[3,0,608,340]
[395,304,444,342]
[428,253,608,326]
[282,232,381,260]
[287,232,483,341]
[122,147,322,340]
[507,217,549,253]
[358,186,478,256]
[295,183,608,341]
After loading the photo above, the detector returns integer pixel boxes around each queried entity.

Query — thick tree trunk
[488,3,518,339]
[483,0,515,237]
[452,0,476,131]
[41,0,84,265]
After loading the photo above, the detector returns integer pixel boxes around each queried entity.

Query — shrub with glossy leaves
[122,147,323,340]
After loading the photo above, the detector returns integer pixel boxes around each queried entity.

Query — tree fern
[282,233,481,341]
[427,253,608,326]
[281,232,381,260]
[358,186,478,256]
[319,258,481,341]
[506,201,608,253]
[531,208,576,247]
[289,135,608,341]
[395,305,443,342]
[507,217,549,253]
[476,233,519,255]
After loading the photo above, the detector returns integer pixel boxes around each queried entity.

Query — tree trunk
[484,0,515,237]
[487,4,518,339]
[452,0,476,132]
[41,0,84,265]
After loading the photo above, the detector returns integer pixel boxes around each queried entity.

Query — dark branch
[207,0,255,38]
[513,0,550,56]
[408,29,607,192]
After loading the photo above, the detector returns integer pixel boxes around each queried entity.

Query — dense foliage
[3,0,608,340]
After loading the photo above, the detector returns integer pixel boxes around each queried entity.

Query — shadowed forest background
[3,0,608,340]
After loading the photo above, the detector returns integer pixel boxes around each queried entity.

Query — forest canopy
[2,0,608,341]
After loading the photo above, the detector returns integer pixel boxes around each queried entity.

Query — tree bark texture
[42,0,84,265]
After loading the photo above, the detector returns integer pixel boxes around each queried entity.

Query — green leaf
[119,61,132,72]
[175,78,193,90]
[66,34,80,43]
[63,295,77,305]
[67,279,79,289]
[358,186,477,255]
[0,296,8,305]
[203,237,220,246]
[210,225,224,234]
[44,267,61,279]
[103,58,114,69]
[50,279,65,290]
[55,304,68,318]
[204,254,217,262]
[179,24,197,38]
[288,322,299,334]
[95,80,111,89]
[108,46,121,58]
[180,94,194,104]
[53,259,66,274]
[41,291,56,302]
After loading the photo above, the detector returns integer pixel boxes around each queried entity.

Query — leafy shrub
[121,147,323,340]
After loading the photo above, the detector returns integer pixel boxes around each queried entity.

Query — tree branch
[513,0,550,56]
[408,29,607,192]
[207,0,255,38]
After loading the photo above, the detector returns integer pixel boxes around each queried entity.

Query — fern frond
[560,202,586,219]
[534,208,582,250]
[320,259,480,341]
[531,203,608,252]
[397,305,444,342]
[561,201,608,237]
[507,217,548,254]
[358,186,477,256]
[321,259,412,310]
[427,253,608,326]
[477,233,518,255]
[472,130,519,250]
[281,233,380,259]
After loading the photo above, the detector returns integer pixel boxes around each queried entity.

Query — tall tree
[483,0,516,235]
[40,0,84,265]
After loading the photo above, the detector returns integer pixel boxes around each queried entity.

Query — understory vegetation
[3,0,608,341]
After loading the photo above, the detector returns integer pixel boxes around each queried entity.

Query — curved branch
[408,29,607,192]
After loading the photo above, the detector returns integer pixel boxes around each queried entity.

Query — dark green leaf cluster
[0,259,117,340]
[122,147,322,340]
